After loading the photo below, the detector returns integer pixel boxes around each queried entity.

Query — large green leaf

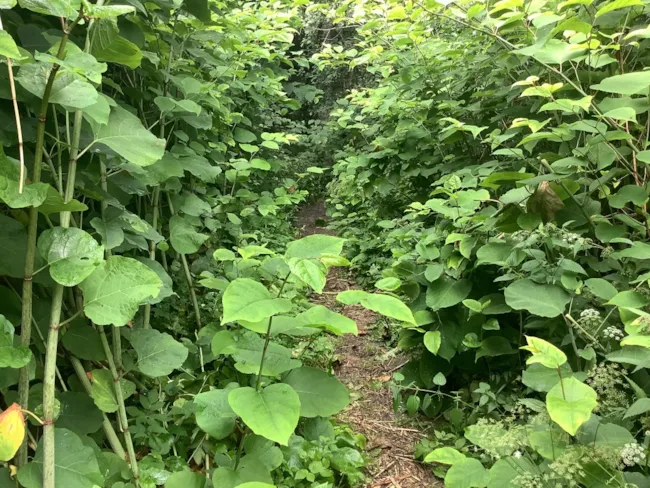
[0,315,31,368]
[61,320,105,361]
[38,227,104,286]
[169,215,208,254]
[79,256,162,326]
[221,278,293,324]
[92,106,165,166]
[294,305,357,335]
[0,148,49,208]
[423,331,441,355]
[130,328,188,377]
[0,215,27,279]
[183,0,210,21]
[165,469,207,488]
[288,258,327,293]
[595,0,643,17]
[134,257,173,305]
[228,384,300,445]
[591,72,650,95]
[336,290,415,324]
[426,277,472,310]
[90,19,142,68]
[283,366,349,417]
[89,369,136,413]
[520,336,567,368]
[504,279,570,317]
[17,0,80,17]
[56,392,103,435]
[546,377,597,435]
[194,384,238,440]
[0,31,21,59]
[212,464,272,488]
[228,331,301,376]
[285,235,345,259]
[444,458,488,488]
[37,187,88,215]
[17,63,98,109]
[17,428,103,488]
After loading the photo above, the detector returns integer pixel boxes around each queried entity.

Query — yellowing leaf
[0,403,25,461]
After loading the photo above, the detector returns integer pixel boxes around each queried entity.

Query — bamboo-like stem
[143,188,160,328]
[69,356,126,459]
[42,108,84,488]
[17,23,74,469]
[0,16,25,193]
[98,327,140,486]
[166,192,202,329]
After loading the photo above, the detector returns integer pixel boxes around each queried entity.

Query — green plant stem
[234,272,292,469]
[40,12,88,481]
[16,25,74,468]
[143,187,160,328]
[69,356,126,459]
[42,108,84,488]
[98,326,140,486]
[166,192,202,329]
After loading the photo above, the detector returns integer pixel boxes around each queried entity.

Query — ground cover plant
[4,0,650,488]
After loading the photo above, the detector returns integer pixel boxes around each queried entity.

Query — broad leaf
[504,279,570,317]
[221,278,293,324]
[79,256,162,326]
[285,235,345,259]
[228,331,301,376]
[134,257,173,305]
[520,336,567,368]
[336,290,415,324]
[56,391,103,435]
[0,315,31,368]
[89,369,136,413]
[444,458,488,488]
[38,227,104,286]
[591,71,650,95]
[426,277,472,310]
[93,106,165,166]
[165,469,206,488]
[90,19,142,68]
[129,328,188,377]
[288,258,327,293]
[0,148,48,208]
[283,366,349,417]
[61,320,105,361]
[0,403,25,462]
[546,377,597,435]
[194,385,238,440]
[169,215,208,254]
[423,331,441,355]
[17,0,80,18]
[424,447,466,465]
[294,305,357,335]
[17,63,98,109]
[228,384,300,445]
[17,428,103,488]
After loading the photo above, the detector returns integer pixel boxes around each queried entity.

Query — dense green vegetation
[3,0,650,487]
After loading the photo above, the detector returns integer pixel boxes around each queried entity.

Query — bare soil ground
[295,201,440,488]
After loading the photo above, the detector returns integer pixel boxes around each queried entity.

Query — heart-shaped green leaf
[38,227,104,286]
[228,384,300,445]
[283,366,349,417]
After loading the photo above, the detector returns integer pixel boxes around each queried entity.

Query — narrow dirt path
[295,201,439,488]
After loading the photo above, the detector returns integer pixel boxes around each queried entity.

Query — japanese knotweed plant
[200,234,414,486]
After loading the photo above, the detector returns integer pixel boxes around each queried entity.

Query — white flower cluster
[603,326,625,341]
[620,442,646,467]
[579,308,601,334]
